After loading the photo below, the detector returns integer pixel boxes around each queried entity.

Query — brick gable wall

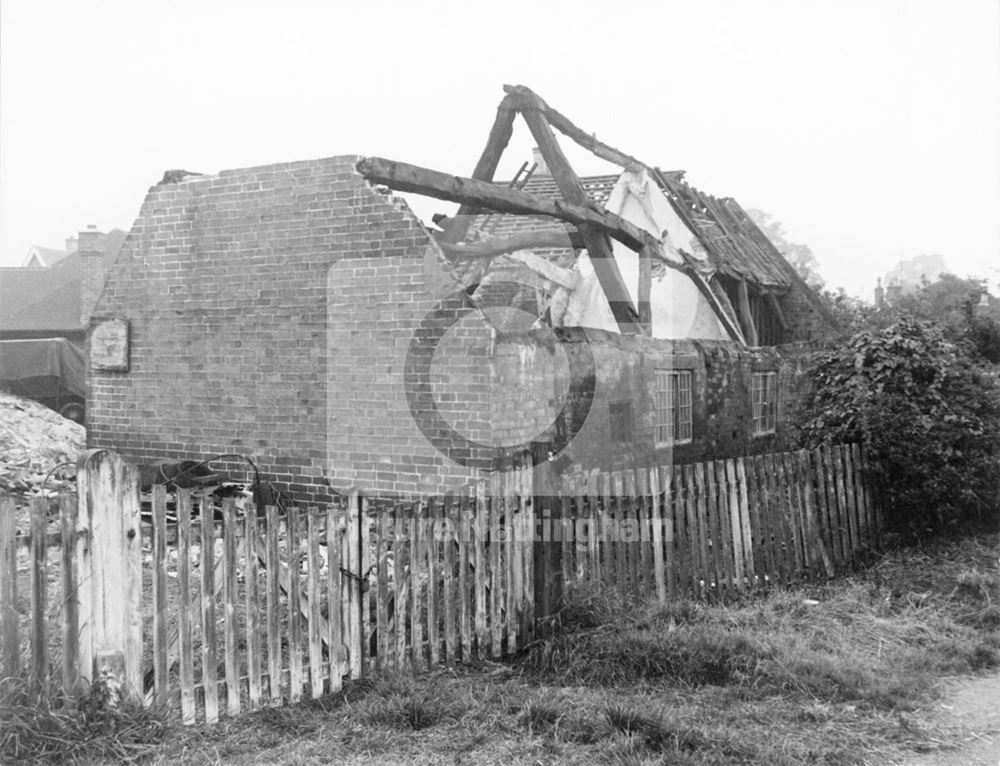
[88,156,490,502]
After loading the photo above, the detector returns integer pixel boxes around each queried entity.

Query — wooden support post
[737,280,760,347]
[638,244,653,333]
[519,106,641,335]
[75,450,143,700]
[531,442,563,623]
[766,291,789,332]
[440,96,518,245]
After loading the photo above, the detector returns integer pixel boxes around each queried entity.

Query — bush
[798,317,1000,536]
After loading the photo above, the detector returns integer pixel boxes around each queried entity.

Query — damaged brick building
[87,86,838,501]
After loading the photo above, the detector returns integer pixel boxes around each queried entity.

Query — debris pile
[0,391,84,496]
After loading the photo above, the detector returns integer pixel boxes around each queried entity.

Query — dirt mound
[0,391,85,496]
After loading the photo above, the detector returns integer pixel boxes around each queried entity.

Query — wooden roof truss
[355,84,744,342]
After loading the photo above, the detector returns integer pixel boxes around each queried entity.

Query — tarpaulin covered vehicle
[0,338,86,423]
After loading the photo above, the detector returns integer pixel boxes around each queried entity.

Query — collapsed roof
[356,84,835,345]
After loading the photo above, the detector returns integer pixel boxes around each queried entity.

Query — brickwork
[78,228,106,327]
[88,153,824,504]
[88,156,490,503]
[490,328,816,475]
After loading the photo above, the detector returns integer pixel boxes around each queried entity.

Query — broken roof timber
[356,156,660,254]
[439,231,582,259]
[503,84,651,173]
[517,103,641,334]
[438,95,518,245]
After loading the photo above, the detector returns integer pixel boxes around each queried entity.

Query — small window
[654,370,693,446]
[609,401,634,442]
[752,371,778,435]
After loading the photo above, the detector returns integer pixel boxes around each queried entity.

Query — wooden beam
[438,230,581,259]
[507,251,579,290]
[737,279,760,346]
[682,259,746,345]
[439,95,518,244]
[766,291,789,332]
[707,278,747,345]
[503,84,650,171]
[517,106,641,335]
[357,156,658,253]
[638,244,653,333]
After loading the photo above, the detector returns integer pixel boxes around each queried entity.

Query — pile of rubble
[0,391,84,496]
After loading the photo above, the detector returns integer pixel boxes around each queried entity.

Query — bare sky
[1,0,998,297]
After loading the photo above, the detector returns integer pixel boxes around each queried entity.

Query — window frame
[654,368,693,447]
[751,370,778,436]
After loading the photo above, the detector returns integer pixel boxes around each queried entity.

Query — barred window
[654,370,693,445]
[752,371,778,435]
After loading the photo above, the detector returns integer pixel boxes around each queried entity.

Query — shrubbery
[798,317,1000,537]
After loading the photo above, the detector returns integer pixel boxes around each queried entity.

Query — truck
[0,338,86,423]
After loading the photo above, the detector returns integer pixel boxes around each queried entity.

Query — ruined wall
[490,328,816,475]
[88,153,823,504]
[88,156,490,503]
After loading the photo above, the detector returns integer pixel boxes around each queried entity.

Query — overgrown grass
[0,677,168,764]
[3,533,997,765]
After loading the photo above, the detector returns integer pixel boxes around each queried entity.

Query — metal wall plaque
[90,318,130,371]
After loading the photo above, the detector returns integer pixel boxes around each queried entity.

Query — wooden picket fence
[0,442,879,725]
[537,441,882,607]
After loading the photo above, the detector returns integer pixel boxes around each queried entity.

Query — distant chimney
[78,225,106,327]
[886,281,902,305]
[874,277,884,308]
[530,147,550,176]
[975,292,991,314]
[65,236,78,255]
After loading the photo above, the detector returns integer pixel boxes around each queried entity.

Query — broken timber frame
[356,84,746,343]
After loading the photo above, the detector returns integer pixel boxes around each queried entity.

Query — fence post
[345,489,364,679]
[531,442,562,623]
[0,494,17,687]
[75,450,143,701]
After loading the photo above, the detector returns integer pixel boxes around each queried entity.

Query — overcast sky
[1,0,998,298]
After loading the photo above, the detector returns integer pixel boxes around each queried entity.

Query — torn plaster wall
[557,170,729,340]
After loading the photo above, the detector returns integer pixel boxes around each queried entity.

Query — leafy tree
[798,317,1000,537]
[873,274,1000,364]
[746,208,824,289]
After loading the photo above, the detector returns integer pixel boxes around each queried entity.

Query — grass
[2,531,997,765]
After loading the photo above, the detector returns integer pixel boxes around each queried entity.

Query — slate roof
[0,257,82,332]
[469,170,798,290]
[0,229,129,333]
[24,246,71,268]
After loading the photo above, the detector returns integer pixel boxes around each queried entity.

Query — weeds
[0,676,168,764]
[523,535,1000,717]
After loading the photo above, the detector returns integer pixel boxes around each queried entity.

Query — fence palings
[306,507,323,700]
[244,509,262,709]
[0,495,15,686]
[177,493,196,723]
[442,494,457,663]
[59,493,80,695]
[2,441,881,728]
[648,467,667,602]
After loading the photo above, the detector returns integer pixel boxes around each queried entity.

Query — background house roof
[0,229,128,333]
[0,257,82,332]
[22,245,71,268]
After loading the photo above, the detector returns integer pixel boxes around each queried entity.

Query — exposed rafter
[438,94,518,245]
[358,84,759,344]
[503,84,651,172]
[356,157,658,254]
[438,231,582,259]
